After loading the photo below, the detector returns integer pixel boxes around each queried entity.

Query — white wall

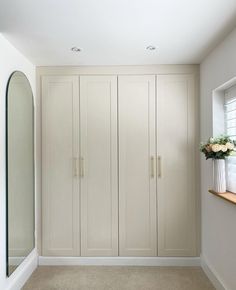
[0,34,37,290]
[200,27,236,290]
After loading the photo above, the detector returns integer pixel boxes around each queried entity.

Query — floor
[23,266,215,290]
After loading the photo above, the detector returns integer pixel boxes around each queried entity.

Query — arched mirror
[6,71,34,276]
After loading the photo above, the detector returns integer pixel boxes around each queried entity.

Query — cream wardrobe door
[42,76,80,256]
[119,75,157,257]
[157,74,197,256]
[80,76,118,256]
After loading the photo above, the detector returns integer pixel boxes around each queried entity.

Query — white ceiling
[0,0,236,66]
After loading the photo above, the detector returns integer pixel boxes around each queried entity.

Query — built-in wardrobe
[40,67,199,258]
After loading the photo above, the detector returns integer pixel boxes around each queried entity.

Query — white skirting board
[7,249,38,290]
[201,255,227,290]
[38,256,200,267]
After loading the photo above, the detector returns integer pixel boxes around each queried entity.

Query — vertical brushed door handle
[158,156,162,178]
[73,157,79,177]
[80,157,84,178]
[150,156,155,178]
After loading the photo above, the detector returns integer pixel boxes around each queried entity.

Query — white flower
[206,145,212,152]
[212,144,222,152]
[221,145,228,152]
[210,137,214,143]
[226,142,234,150]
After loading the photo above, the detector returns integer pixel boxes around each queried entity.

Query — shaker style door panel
[42,76,80,256]
[157,75,197,256]
[118,75,157,256]
[80,76,118,256]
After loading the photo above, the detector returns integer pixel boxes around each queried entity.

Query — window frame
[224,86,236,194]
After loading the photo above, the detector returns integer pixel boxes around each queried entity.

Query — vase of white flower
[213,159,226,193]
[200,135,236,193]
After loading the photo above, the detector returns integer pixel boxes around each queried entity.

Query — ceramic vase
[213,159,226,193]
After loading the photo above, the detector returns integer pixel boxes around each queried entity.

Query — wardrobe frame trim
[36,65,200,257]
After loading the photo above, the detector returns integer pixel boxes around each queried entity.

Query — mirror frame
[5,71,35,276]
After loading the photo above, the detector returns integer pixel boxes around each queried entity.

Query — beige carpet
[23,266,215,290]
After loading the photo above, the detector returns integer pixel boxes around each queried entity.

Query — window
[225,85,236,193]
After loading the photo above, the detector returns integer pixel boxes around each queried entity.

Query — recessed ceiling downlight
[146,45,156,51]
[71,47,82,52]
